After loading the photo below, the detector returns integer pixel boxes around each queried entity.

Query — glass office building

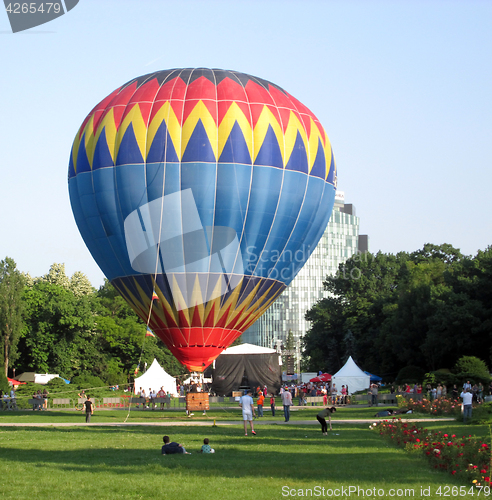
[242,191,368,349]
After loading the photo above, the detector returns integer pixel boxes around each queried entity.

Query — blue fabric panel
[243,165,282,278]
[259,170,308,281]
[218,121,252,165]
[115,164,148,220]
[145,162,165,202]
[298,183,336,265]
[285,131,308,174]
[92,128,114,170]
[92,167,128,259]
[68,147,76,180]
[115,124,144,166]
[309,137,327,180]
[270,176,327,285]
[253,125,283,170]
[181,119,216,163]
[180,163,217,274]
[214,163,251,236]
[180,162,216,229]
[326,147,336,185]
[147,119,179,163]
[75,133,91,174]
[163,162,180,197]
[70,175,128,281]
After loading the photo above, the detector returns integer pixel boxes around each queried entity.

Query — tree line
[302,243,492,381]
[0,260,184,384]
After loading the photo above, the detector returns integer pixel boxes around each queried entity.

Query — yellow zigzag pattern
[72,100,331,177]
[114,275,285,334]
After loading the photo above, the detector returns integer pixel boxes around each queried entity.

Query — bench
[152,397,171,409]
[353,394,398,405]
[102,397,121,407]
[51,398,71,408]
[129,397,147,407]
[28,398,44,410]
[1,399,18,410]
[305,396,325,405]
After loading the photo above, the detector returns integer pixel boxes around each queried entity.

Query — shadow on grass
[0,445,433,485]
[0,424,469,487]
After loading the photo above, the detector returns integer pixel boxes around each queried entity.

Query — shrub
[454,356,490,386]
[46,377,67,389]
[431,369,457,387]
[71,373,105,391]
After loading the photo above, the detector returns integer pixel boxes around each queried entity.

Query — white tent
[331,356,370,395]
[16,372,60,385]
[220,343,278,355]
[134,359,177,396]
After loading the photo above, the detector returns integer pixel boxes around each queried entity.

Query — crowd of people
[387,380,486,404]
[275,382,349,406]
[0,388,17,410]
[136,387,173,409]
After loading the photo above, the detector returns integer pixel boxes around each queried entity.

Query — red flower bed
[371,418,491,488]
[396,395,461,416]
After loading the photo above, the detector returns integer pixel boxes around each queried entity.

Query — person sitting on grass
[199,438,215,453]
[161,435,190,454]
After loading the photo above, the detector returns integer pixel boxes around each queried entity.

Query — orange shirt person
[257,393,265,417]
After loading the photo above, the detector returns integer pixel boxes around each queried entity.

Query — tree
[36,263,94,297]
[0,257,25,376]
[19,281,96,378]
[454,356,490,384]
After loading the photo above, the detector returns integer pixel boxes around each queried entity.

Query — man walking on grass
[281,387,293,422]
[239,391,256,436]
[84,396,94,423]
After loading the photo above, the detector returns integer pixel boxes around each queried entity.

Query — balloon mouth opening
[154,329,243,372]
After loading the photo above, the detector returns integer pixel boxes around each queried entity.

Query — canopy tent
[332,356,370,395]
[8,378,26,386]
[211,343,282,396]
[364,371,382,382]
[309,373,332,383]
[16,373,60,385]
[134,359,177,396]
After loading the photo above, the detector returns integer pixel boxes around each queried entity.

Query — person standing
[371,383,378,406]
[239,391,256,436]
[157,387,166,410]
[478,383,484,403]
[341,385,347,405]
[460,389,473,424]
[270,394,276,417]
[257,392,264,417]
[84,396,94,423]
[281,387,293,422]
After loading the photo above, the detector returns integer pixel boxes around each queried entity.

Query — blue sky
[1,0,491,288]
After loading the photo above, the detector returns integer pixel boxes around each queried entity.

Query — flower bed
[396,395,461,416]
[371,418,491,488]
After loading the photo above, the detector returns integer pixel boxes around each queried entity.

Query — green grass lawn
[0,404,457,424]
[0,408,487,500]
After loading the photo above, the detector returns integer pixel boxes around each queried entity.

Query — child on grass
[200,438,215,453]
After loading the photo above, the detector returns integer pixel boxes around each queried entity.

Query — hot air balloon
[68,68,337,372]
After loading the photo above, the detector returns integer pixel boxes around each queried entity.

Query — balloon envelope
[68,68,337,371]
